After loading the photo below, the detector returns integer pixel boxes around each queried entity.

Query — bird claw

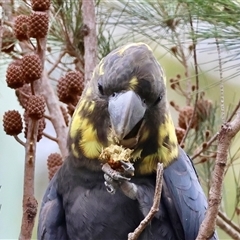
[104,180,116,194]
[119,160,135,177]
[102,161,135,194]
[102,163,131,181]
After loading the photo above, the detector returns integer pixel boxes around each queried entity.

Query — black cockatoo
[38,43,218,240]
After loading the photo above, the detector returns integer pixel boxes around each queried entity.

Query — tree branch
[128,163,164,240]
[19,119,38,240]
[196,107,240,239]
[217,216,240,240]
[34,36,68,158]
[81,0,97,83]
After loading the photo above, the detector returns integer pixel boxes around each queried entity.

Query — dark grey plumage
[38,43,218,240]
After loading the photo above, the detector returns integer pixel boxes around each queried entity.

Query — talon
[104,181,116,194]
[102,163,131,181]
[120,160,135,176]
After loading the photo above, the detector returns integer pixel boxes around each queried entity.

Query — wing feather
[38,174,68,240]
[163,147,218,240]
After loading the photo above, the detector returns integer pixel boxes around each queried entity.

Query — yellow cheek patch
[70,112,81,139]
[137,157,159,175]
[136,114,178,175]
[158,114,178,165]
[78,119,103,159]
[129,76,138,91]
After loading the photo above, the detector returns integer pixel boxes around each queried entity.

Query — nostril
[112,93,116,97]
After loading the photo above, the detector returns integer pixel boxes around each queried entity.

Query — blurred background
[1,0,240,239]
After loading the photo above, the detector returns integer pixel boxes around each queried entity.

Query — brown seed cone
[57,76,75,104]
[47,153,63,180]
[31,0,51,11]
[47,153,63,169]
[48,165,61,180]
[60,106,69,126]
[28,11,49,39]
[2,27,15,53]
[67,104,76,116]
[24,112,46,141]
[65,71,84,95]
[27,95,45,119]
[178,106,198,130]
[175,127,186,144]
[16,84,32,109]
[14,15,29,41]
[196,99,213,121]
[6,63,24,89]
[21,54,42,83]
[3,110,23,135]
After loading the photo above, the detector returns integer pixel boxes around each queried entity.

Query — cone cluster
[169,74,213,145]
[47,153,63,180]
[57,71,84,105]
[6,54,42,89]
[14,0,50,42]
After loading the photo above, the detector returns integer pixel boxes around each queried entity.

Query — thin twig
[128,163,164,240]
[43,132,58,143]
[44,114,51,121]
[217,216,240,240]
[14,135,26,147]
[196,108,240,239]
[191,100,240,160]
[180,11,199,146]
[81,0,97,83]
[48,51,66,76]
[218,211,240,234]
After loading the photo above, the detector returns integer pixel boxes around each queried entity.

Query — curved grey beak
[108,90,146,140]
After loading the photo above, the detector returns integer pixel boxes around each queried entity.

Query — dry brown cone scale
[28,11,49,39]
[175,127,186,145]
[6,63,24,89]
[3,110,23,136]
[47,153,63,180]
[178,106,198,130]
[21,54,42,83]
[31,0,51,11]
[27,95,45,120]
[14,15,29,41]
[57,71,84,105]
